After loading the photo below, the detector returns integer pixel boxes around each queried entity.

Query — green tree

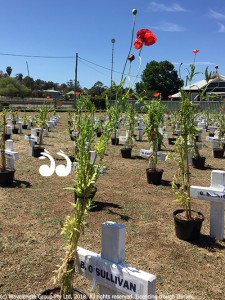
[6,66,12,77]
[0,77,30,98]
[89,81,107,96]
[136,60,183,99]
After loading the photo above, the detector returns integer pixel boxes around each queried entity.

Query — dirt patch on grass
[0,113,225,299]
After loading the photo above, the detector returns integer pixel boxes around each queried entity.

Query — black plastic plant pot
[192,156,206,169]
[168,137,176,145]
[213,148,224,158]
[22,124,28,130]
[2,133,11,141]
[97,131,102,137]
[32,146,45,158]
[12,128,19,134]
[36,286,90,300]
[121,147,132,158]
[173,209,204,241]
[146,168,164,185]
[111,137,119,145]
[0,169,15,186]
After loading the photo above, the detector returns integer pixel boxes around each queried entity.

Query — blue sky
[0,0,225,89]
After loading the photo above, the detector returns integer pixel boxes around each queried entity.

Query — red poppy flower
[128,54,135,61]
[134,29,157,50]
[151,130,156,135]
[192,49,199,54]
[153,92,160,97]
[220,106,224,111]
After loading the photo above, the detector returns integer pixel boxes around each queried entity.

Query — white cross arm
[76,247,156,298]
[5,150,19,160]
[25,135,39,142]
[190,186,225,203]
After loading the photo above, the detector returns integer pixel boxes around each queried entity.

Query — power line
[0,52,141,78]
[0,52,74,58]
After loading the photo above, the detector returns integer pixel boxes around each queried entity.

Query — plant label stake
[4,140,19,170]
[76,221,156,299]
[25,129,39,156]
[190,170,225,240]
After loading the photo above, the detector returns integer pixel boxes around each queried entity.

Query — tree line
[0,60,183,101]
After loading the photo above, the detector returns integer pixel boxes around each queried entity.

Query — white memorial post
[25,129,39,156]
[17,121,23,134]
[190,170,225,240]
[76,221,156,299]
[4,140,19,170]
[27,120,32,130]
[6,118,13,135]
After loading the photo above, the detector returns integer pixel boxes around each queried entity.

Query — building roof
[171,74,225,98]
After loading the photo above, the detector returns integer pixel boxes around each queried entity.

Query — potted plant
[11,108,19,134]
[48,101,111,298]
[32,104,48,158]
[191,125,206,169]
[143,99,165,185]
[213,105,225,158]
[0,108,15,185]
[22,109,28,129]
[166,51,208,241]
[120,104,136,158]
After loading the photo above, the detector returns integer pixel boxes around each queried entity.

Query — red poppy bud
[128,54,135,61]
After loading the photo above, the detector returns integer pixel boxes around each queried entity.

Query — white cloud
[148,2,187,12]
[151,22,186,32]
[218,22,225,32]
[209,9,225,20]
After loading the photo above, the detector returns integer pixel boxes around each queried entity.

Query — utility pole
[74,53,78,109]
[26,61,30,77]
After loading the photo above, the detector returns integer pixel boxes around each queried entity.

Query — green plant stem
[60,198,87,298]
[1,115,6,171]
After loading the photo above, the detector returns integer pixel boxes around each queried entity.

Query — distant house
[43,89,61,99]
[170,73,225,101]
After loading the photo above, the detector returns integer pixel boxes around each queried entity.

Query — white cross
[139,149,166,161]
[76,221,156,299]
[25,129,39,156]
[190,170,225,240]
[3,140,19,170]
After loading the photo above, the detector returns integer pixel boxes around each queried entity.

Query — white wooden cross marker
[76,221,156,299]
[25,129,39,156]
[190,170,225,240]
[4,140,19,170]
[139,149,166,161]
